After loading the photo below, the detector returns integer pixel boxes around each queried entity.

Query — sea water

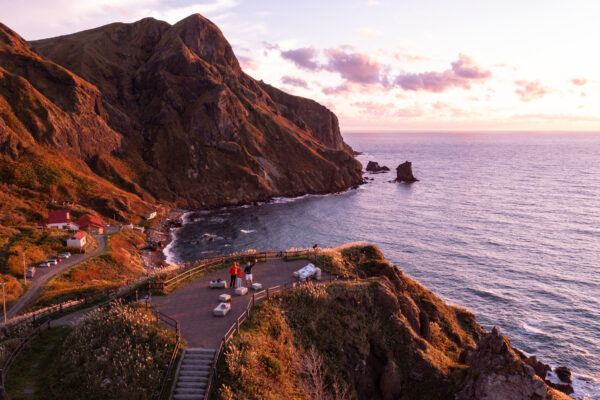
[165,132,600,399]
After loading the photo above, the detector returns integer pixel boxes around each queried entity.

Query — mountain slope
[31,14,362,207]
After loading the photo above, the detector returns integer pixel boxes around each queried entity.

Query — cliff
[216,244,572,400]
[0,14,361,227]
[29,14,362,208]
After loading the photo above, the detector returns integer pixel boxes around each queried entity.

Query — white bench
[213,302,231,317]
[218,294,231,302]
[251,283,262,291]
[209,280,228,289]
[293,264,322,282]
[235,287,248,296]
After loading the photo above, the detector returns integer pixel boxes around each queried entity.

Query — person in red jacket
[235,262,244,288]
[228,262,238,288]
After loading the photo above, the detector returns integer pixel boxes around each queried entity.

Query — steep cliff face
[216,244,572,400]
[30,14,362,208]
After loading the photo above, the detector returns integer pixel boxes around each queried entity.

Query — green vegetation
[215,244,482,400]
[32,229,146,308]
[5,326,72,400]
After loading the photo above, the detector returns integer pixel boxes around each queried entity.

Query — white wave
[240,229,256,234]
[162,228,180,265]
[181,210,195,225]
[521,322,545,335]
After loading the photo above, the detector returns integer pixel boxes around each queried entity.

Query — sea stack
[366,161,390,173]
[396,161,418,182]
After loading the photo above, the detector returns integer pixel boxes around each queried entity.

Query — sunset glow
[3,0,599,130]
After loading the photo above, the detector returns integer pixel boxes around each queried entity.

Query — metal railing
[156,249,316,293]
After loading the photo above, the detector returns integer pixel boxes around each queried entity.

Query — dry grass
[47,302,177,400]
[33,229,146,307]
[216,244,484,400]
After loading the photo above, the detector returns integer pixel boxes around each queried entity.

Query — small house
[67,231,87,249]
[144,211,157,220]
[38,209,79,230]
[77,214,105,234]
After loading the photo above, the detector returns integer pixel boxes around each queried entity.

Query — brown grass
[32,229,146,307]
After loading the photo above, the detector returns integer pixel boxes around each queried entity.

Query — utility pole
[1,282,6,324]
[22,252,26,284]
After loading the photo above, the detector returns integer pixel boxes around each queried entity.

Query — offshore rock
[366,161,390,173]
[395,161,418,182]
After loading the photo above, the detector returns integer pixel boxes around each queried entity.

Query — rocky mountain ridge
[0,14,362,223]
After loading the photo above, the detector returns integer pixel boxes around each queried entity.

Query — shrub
[51,302,176,400]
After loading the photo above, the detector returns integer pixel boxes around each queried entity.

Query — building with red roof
[67,231,87,249]
[77,214,105,234]
[37,209,78,230]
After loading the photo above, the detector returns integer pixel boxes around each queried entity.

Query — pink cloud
[394,51,427,63]
[322,83,352,95]
[237,55,257,70]
[394,54,491,92]
[571,78,587,86]
[451,54,491,79]
[351,101,394,116]
[281,76,309,88]
[323,48,382,84]
[515,81,551,102]
[280,47,320,71]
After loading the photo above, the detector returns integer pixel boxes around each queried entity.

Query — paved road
[5,231,112,319]
[151,258,328,348]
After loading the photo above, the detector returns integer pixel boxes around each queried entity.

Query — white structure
[213,302,231,316]
[218,294,231,302]
[67,232,87,249]
[293,263,322,282]
[251,283,263,291]
[210,280,228,289]
[234,287,248,296]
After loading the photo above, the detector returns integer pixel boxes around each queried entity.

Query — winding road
[5,231,112,319]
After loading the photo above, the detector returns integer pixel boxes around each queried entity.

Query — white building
[67,231,87,249]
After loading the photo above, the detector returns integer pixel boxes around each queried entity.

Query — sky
[1,0,600,131]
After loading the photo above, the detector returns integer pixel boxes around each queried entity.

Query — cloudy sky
[2,0,599,131]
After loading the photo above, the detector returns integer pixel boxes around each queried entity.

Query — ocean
[164,132,600,399]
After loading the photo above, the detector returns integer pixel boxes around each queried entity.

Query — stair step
[177,381,208,389]
[186,348,216,354]
[176,387,206,393]
[173,394,205,400]
[179,371,209,378]
[179,373,209,380]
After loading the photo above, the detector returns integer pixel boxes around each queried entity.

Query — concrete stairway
[171,348,216,400]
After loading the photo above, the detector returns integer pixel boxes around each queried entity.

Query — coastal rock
[395,161,418,182]
[366,161,390,173]
[554,366,572,383]
[457,326,549,400]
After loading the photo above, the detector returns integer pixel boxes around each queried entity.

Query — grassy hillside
[215,244,571,400]
[32,229,146,308]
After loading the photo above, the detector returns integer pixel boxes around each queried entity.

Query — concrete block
[218,294,231,302]
[251,283,262,290]
[209,280,227,289]
[234,287,248,296]
[213,302,231,317]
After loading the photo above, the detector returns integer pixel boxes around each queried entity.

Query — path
[5,227,119,319]
[151,258,324,348]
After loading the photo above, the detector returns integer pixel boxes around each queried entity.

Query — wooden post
[252,293,255,307]
[236,319,239,333]
[59,303,63,312]
[266,288,269,298]
[135,290,138,302]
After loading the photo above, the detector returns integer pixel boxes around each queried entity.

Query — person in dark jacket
[244,259,257,286]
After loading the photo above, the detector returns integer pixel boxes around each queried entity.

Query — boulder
[554,366,571,383]
[366,161,390,173]
[395,161,418,182]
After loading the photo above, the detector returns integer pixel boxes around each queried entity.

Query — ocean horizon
[164,131,599,399]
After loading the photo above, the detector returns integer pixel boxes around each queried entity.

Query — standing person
[235,262,244,288]
[228,262,238,289]
[244,258,257,286]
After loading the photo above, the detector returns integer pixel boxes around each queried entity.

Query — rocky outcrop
[395,161,418,182]
[458,326,549,400]
[217,244,572,400]
[366,161,390,173]
[29,14,362,209]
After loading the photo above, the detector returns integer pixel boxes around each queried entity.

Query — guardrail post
[236,319,239,333]
[266,288,269,298]
[252,293,255,307]
[135,290,138,302]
